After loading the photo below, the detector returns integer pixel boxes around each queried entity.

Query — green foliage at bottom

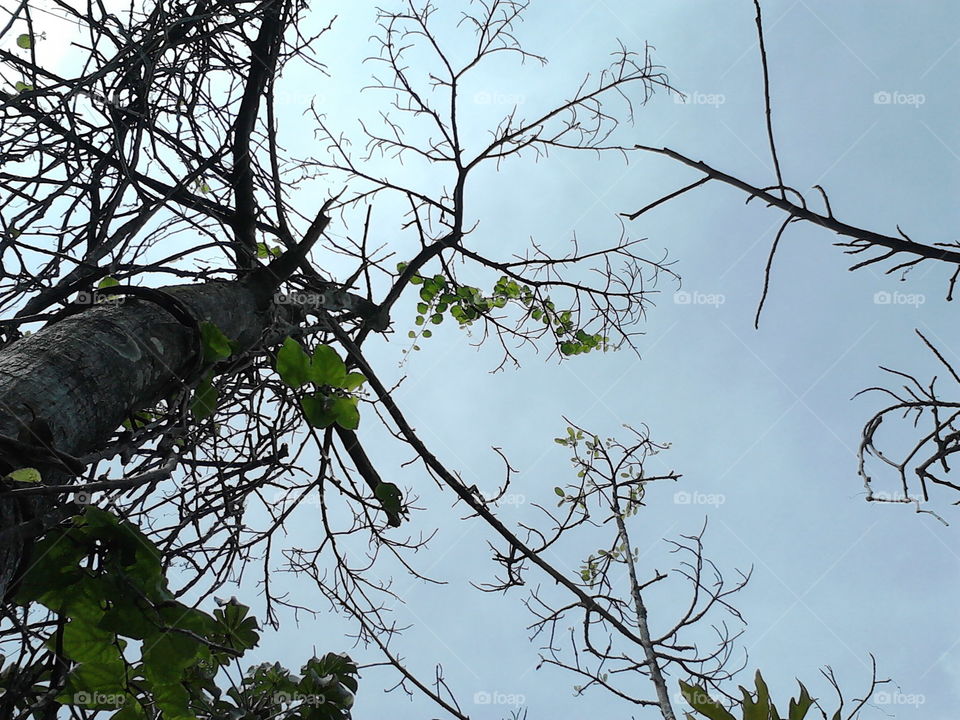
[681,672,814,720]
[4,507,358,719]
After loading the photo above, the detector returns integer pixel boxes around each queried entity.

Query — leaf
[200,321,232,363]
[342,372,366,391]
[301,393,335,428]
[310,344,347,387]
[190,374,218,420]
[680,681,736,720]
[275,337,311,388]
[330,396,360,430]
[16,33,32,49]
[554,487,565,497]
[6,467,41,484]
[14,81,33,92]
[97,276,119,289]
[753,671,771,713]
[788,682,814,720]
[374,482,404,526]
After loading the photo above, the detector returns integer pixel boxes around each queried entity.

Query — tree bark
[0,278,298,601]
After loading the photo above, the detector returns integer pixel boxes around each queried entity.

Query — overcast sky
[13,1,960,718]
[254,2,960,717]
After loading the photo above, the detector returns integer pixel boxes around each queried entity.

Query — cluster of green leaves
[13,32,38,92]
[9,507,358,719]
[681,672,814,720]
[256,242,282,259]
[397,263,606,356]
[236,655,359,720]
[275,337,366,431]
[552,426,647,586]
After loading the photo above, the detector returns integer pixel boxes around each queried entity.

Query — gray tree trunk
[0,278,300,601]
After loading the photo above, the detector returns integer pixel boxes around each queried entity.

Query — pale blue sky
[254,3,960,718]
[11,1,960,718]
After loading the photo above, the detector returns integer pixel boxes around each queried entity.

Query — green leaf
[14,81,33,92]
[680,681,736,720]
[16,33,32,49]
[374,482,404,526]
[190,373,218,420]
[788,682,814,720]
[211,600,260,651]
[301,393,335,428]
[342,372,366,391]
[143,631,203,685]
[6,467,41,483]
[200,321,232,363]
[255,241,281,259]
[753,671,771,714]
[330,396,360,430]
[310,344,348,387]
[430,313,443,325]
[275,337,311,388]
[97,276,120,289]
[554,487,565,497]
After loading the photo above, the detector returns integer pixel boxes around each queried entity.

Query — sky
[6,1,960,718]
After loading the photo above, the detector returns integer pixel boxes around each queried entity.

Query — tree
[0,0,931,717]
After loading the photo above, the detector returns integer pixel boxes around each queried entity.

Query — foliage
[681,672,813,720]
[275,337,366,430]
[5,507,357,718]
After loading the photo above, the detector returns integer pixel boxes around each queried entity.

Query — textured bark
[0,278,297,600]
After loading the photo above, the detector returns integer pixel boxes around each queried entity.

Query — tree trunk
[0,278,298,600]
